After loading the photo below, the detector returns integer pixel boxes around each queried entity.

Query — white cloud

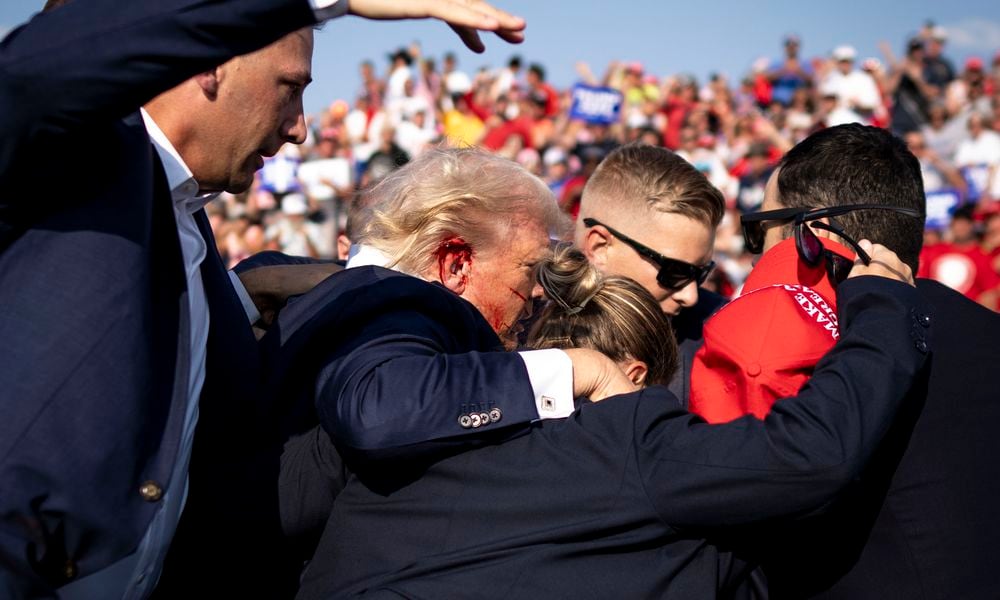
[944,18,1000,53]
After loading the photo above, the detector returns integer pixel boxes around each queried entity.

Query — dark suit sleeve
[634,277,931,530]
[315,308,539,459]
[0,0,316,196]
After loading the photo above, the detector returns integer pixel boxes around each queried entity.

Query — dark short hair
[776,124,926,271]
[44,0,71,11]
[529,63,546,81]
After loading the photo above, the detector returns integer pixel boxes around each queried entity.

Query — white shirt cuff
[518,349,575,420]
[228,270,262,325]
[310,0,349,20]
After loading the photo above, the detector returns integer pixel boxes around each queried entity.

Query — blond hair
[358,147,568,276]
[528,246,678,386]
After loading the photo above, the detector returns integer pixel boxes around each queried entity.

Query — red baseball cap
[689,283,840,423]
[966,56,984,71]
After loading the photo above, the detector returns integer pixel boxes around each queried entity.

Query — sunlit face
[463,219,550,345]
[195,30,313,193]
[593,212,714,316]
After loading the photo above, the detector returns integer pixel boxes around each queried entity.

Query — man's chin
[661,304,682,318]
[224,170,256,195]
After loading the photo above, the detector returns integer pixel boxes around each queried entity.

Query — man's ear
[808,217,835,240]
[582,225,611,270]
[336,234,352,261]
[435,238,472,296]
[194,67,222,100]
[623,359,648,387]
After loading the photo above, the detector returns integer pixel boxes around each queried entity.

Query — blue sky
[3,1,999,116]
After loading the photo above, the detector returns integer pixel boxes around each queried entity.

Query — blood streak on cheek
[508,287,528,302]
[485,302,508,334]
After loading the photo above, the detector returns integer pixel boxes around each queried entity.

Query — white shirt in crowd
[820,69,881,123]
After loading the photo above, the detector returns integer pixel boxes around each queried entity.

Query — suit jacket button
[64,560,78,581]
[489,408,502,423]
[470,413,483,428]
[479,412,491,425]
[140,481,163,502]
[459,414,473,428]
[914,339,928,353]
[919,314,931,328]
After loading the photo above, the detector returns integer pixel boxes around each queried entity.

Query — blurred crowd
[210,20,1000,310]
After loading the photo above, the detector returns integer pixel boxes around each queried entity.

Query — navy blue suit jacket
[288,276,931,598]
[0,0,316,595]
[762,280,1000,599]
[261,266,544,459]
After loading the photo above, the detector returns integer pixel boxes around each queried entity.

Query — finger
[421,0,501,30]
[864,259,909,281]
[355,0,501,28]
[459,0,526,32]
[493,26,526,44]
[449,23,485,53]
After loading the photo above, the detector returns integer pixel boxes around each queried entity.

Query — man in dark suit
[288,244,927,599]
[573,143,728,406]
[0,1,526,597]
[263,146,930,597]
[732,126,1000,599]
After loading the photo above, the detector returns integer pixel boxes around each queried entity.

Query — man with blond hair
[574,143,726,403]
[268,148,636,459]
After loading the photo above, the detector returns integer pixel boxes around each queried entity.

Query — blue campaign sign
[925,189,962,229]
[569,84,623,125]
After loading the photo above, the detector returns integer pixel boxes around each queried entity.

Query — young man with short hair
[574,143,726,403]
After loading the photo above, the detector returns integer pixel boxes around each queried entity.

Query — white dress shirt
[60,3,349,598]
[346,245,576,419]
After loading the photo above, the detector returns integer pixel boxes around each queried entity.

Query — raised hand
[346,0,526,52]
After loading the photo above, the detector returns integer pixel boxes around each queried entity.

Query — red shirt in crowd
[918,242,1000,308]
[689,237,853,423]
[533,82,560,119]
[481,116,535,151]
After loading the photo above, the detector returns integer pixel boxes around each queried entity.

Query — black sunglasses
[741,203,922,285]
[582,218,715,291]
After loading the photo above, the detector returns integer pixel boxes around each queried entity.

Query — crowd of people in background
[209,20,1000,310]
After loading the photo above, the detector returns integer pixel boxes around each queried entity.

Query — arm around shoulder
[635,276,931,531]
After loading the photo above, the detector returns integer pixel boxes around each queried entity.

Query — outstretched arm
[346,0,525,52]
[638,244,930,529]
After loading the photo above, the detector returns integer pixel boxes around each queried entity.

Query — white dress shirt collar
[140,108,218,213]
[345,244,393,269]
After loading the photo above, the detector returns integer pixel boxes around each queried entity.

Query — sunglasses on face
[582,218,715,291]
[740,203,922,286]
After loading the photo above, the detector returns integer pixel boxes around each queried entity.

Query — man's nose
[671,279,700,309]
[285,111,307,145]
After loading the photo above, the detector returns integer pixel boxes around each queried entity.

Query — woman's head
[527,246,678,387]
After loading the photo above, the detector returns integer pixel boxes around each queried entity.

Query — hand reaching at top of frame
[346,0,526,52]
